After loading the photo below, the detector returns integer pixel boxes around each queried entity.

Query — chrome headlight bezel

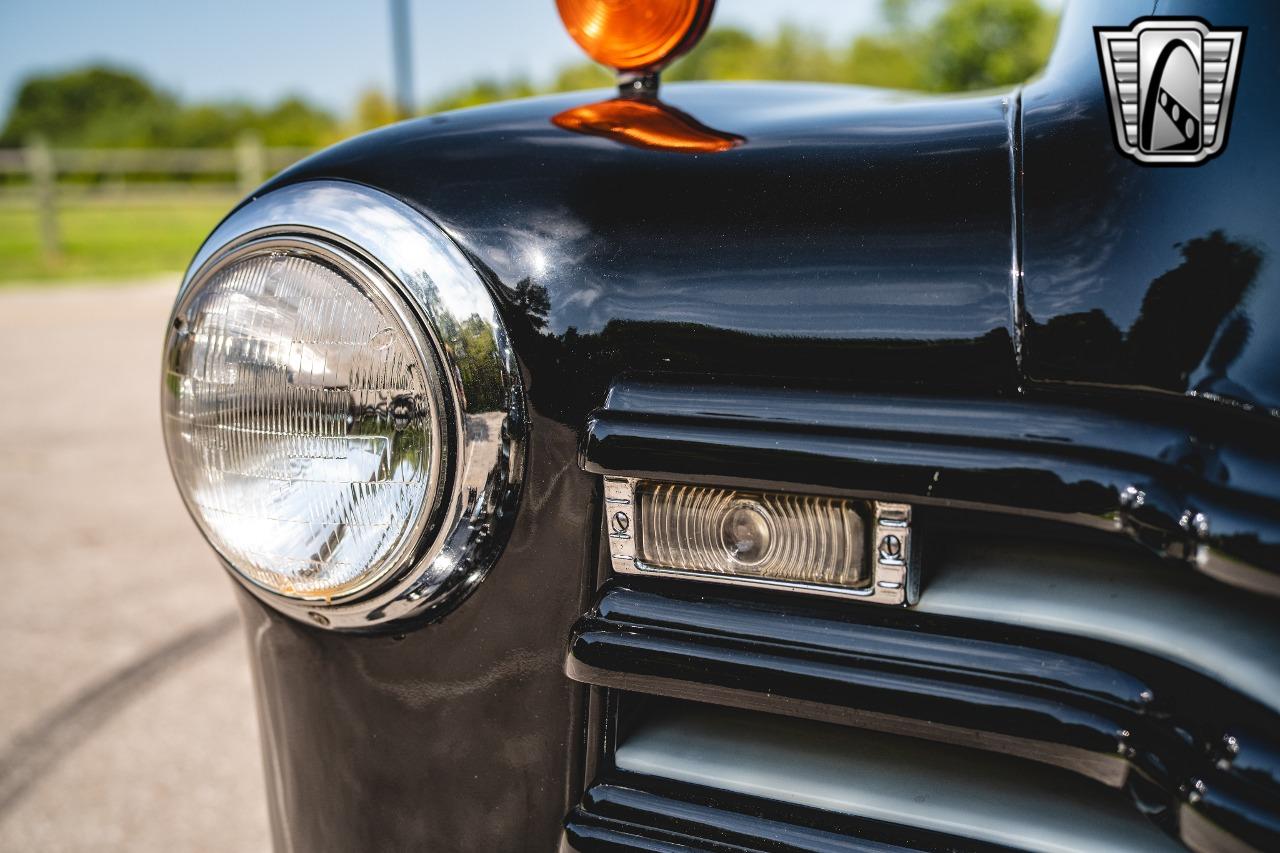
[163,180,526,630]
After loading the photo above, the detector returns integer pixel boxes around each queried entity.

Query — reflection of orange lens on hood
[556,0,716,74]
[551,97,744,153]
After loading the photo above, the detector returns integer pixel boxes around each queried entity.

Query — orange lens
[556,0,713,73]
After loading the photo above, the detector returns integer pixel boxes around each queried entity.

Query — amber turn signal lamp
[556,0,716,75]
[552,98,742,153]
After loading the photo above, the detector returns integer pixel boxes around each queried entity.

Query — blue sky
[0,1,886,121]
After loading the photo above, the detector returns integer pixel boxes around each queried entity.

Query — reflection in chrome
[163,181,526,630]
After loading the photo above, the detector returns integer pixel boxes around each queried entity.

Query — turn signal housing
[603,477,920,606]
[556,0,716,75]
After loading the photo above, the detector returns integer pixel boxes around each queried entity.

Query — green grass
[0,196,233,284]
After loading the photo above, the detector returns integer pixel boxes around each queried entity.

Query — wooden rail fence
[0,136,314,259]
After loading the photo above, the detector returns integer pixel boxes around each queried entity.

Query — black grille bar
[564,777,1016,852]
[582,380,1280,598]
[566,580,1280,851]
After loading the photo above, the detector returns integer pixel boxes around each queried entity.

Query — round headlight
[163,181,524,629]
[164,240,445,601]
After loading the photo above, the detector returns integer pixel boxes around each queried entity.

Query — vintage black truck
[160,1,1280,849]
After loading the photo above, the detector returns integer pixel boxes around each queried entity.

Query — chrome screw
[879,535,902,561]
[611,511,630,535]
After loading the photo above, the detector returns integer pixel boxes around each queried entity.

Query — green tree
[666,28,765,81]
[918,0,1058,91]
[1,66,176,146]
[349,89,399,133]
[846,36,925,90]
[1,1,1059,144]
[766,24,844,82]
[551,63,614,92]
[2,65,336,148]
[254,96,335,146]
[426,76,538,114]
[167,102,254,147]
[574,0,1055,97]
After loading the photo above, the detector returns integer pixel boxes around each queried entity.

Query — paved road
[0,281,270,852]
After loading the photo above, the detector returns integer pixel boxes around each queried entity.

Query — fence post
[26,136,60,261]
[235,132,265,196]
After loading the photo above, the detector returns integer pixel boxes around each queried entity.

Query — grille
[563,380,1280,853]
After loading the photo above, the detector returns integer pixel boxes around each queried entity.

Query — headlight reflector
[162,241,444,601]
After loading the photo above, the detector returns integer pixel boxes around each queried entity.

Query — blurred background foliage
[431,0,1056,111]
[0,67,336,148]
[0,0,1055,283]
[2,0,1057,148]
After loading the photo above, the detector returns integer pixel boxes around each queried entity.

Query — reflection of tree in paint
[1030,230,1264,397]
[512,278,552,332]
[1128,230,1262,387]
[1196,311,1253,400]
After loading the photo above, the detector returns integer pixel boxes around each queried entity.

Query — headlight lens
[162,241,445,601]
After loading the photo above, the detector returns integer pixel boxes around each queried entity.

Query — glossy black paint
[585,378,1280,597]
[267,84,1021,402]
[564,579,1280,852]
[1022,0,1280,414]
[570,583,1152,783]
[240,64,1028,853]
[564,777,1014,852]
[217,1,1280,849]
